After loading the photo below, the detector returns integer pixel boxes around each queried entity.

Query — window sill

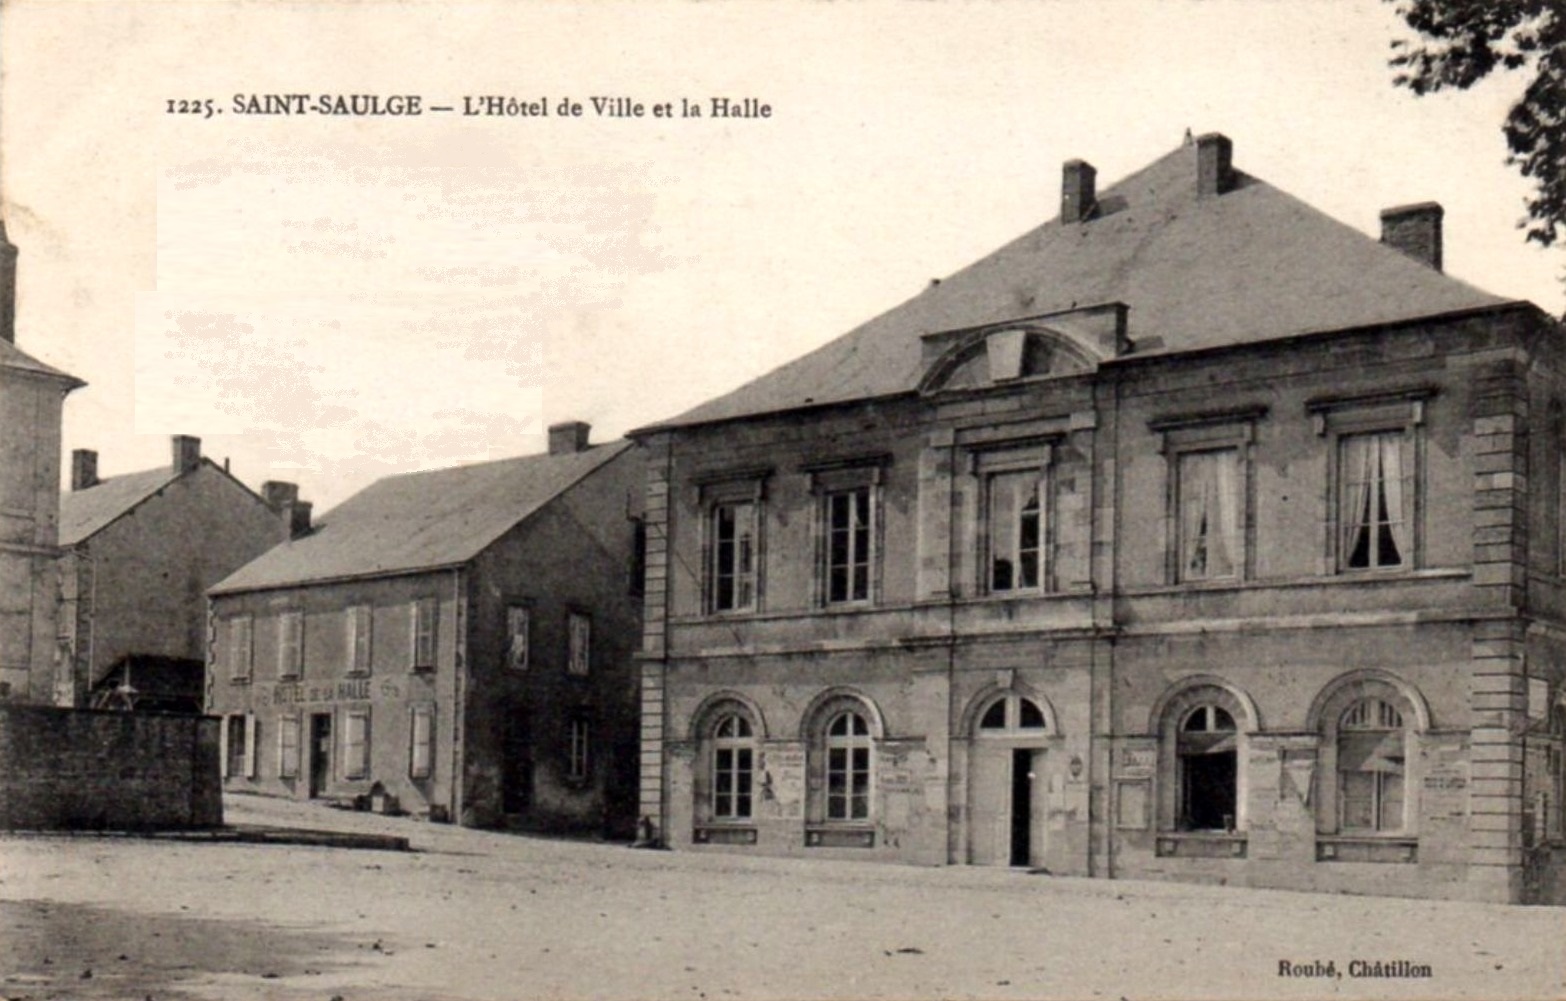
[228,677,252,685]
[1316,836,1418,863]
[693,825,757,845]
[1155,832,1248,859]
[1126,567,1469,598]
[805,825,875,849]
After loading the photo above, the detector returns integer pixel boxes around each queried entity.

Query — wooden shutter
[244,712,258,778]
[219,713,231,778]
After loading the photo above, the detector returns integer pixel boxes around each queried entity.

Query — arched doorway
[967,692,1052,867]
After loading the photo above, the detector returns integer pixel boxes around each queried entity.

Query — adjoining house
[630,133,1566,903]
[0,219,84,705]
[207,423,644,837]
[57,435,301,711]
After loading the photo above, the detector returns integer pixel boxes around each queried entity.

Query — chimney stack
[1061,159,1097,224]
[70,449,98,491]
[1380,202,1443,271]
[172,435,202,474]
[1196,133,1234,198]
[0,220,16,345]
[548,421,591,456]
[262,480,312,540]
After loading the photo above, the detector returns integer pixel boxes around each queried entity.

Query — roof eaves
[209,560,470,598]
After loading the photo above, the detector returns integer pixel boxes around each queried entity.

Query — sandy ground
[1,795,1562,1001]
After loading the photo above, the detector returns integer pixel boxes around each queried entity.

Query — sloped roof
[212,440,634,594]
[59,466,182,546]
[643,141,1513,431]
[1,338,82,385]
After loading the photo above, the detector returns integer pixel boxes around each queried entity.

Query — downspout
[450,566,467,824]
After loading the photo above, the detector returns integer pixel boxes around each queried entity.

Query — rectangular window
[411,598,437,670]
[344,709,370,780]
[629,517,647,598]
[1177,448,1241,581]
[507,606,530,670]
[409,705,434,780]
[713,745,754,820]
[347,605,372,675]
[568,717,590,781]
[277,611,303,679]
[987,470,1045,592]
[567,612,590,676]
[1337,731,1405,833]
[825,487,873,604]
[711,500,758,612]
[826,745,871,820]
[1340,431,1412,571]
[229,616,253,681]
[278,714,301,779]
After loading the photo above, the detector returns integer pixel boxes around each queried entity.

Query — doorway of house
[501,714,531,815]
[968,745,1047,867]
[309,713,332,798]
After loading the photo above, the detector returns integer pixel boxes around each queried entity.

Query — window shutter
[219,713,231,778]
[244,712,259,778]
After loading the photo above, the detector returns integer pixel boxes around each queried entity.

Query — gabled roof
[211,440,634,594]
[59,466,182,546]
[1,338,83,386]
[642,140,1514,432]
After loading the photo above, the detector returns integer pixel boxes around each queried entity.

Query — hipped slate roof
[643,139,1512,432]
[59,467,184,546]
[212,440,633,594]
[1,339,82,385]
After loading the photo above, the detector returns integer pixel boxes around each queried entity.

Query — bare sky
[4,0,1562,510]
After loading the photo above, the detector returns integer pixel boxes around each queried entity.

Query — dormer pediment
[918,302,1130,396]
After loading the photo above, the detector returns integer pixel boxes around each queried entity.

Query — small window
[506,606,530,670]
[278,714,301,779]
[710,501,759,612]
[277,611,303,679]
[347,605,372,676]
[409,705,434,780]
[976,693,1048,735]
[629,517,648,598]
[567,612,591,676]
[229,616,253,681]
[1340,431,1412,571]
[344,709,370,780]
[1176,448,1241,581]
[987,470,1045,592]
[711,714,754,820]
[825,711,872,821]
[568,717,590,781]
[411,598,437,670]
[825,487,873,605]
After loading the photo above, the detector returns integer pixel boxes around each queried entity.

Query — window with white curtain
[1177,448,1241,581]
[1340,431,1412,571]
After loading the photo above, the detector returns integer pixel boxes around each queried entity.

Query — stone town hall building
[629,134,1566,903]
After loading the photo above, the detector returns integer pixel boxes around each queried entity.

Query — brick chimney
[0,219,16,345]
[1196,133,1234,198]
[70,449,99,491]
[1061,159,1097,224]
[172,435,202,474]
[1380,202,1443,271]
[262,480,312,539]
[548,421,591,456]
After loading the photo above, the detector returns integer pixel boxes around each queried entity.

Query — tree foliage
[1388,0,1566,248]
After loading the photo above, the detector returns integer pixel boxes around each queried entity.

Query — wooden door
[968,746,1011,866]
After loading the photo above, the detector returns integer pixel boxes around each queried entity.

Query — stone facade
[0,220,83,704]
[632,136,1566,903]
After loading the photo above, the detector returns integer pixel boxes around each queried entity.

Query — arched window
[1178,705,1238,831]
[1337,698,1406,834]
[711,714,755,821]
[825,711,872,821]
[976,693,1049,735]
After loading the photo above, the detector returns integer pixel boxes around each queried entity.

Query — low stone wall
[0,705,222,830]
